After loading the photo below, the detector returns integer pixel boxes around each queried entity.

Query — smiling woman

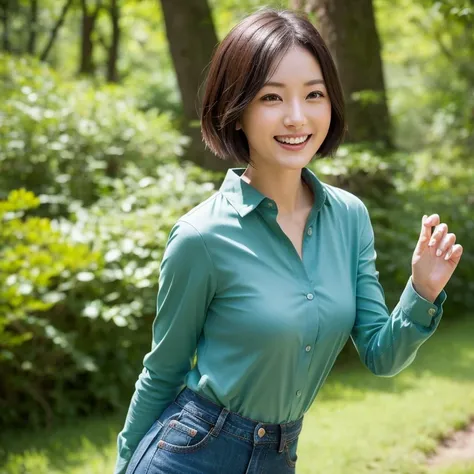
[200,10,346,165]
[246,46,330,161]
[114,6,461,474]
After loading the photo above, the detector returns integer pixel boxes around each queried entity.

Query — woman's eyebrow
[263,79,325,87]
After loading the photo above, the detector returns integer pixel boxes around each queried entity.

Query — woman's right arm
[114,220,217,474]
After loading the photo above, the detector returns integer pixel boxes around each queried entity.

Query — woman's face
[236,45,332,171]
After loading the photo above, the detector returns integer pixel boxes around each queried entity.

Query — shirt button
[306,293,314,300]
[428,308,436,316]
[296,390,302,397]
[258,427,266,438]
[307,227,313,236]
[305,345,312,352]
[267,202,274,207]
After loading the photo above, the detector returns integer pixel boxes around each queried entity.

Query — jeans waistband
[174,387,304,454]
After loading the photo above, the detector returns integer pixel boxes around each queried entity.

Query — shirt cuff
[399,276,448,327]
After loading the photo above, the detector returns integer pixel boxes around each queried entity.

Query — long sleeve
[114,220,217,474]
[350,203,447,377]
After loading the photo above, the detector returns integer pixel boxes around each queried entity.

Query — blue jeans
[125,387,304,473]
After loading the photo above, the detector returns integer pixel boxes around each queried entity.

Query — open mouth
[274,134,312,148]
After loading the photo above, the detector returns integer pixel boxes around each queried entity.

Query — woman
[115,7,463,474]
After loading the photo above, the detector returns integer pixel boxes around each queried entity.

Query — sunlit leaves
[0,53,187,215]
[0,189,100,358]
[376,0,474,153]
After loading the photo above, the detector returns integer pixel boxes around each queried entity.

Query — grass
[432,462,474,474]
[0,413,123,474]
[1,313,474,474]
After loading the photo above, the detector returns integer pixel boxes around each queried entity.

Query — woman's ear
[235,120,242,131]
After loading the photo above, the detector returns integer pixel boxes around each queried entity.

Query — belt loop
[278,423,286,453]
[211,407,229,437]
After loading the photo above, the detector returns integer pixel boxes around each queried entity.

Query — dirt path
[425,417,474,469]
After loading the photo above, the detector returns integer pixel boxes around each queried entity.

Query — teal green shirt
[115,167,447,474]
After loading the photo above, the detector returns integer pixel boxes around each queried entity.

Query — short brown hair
[200,7,346,165]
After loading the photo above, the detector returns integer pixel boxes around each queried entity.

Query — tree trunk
[1,0,12,52]
[27,0,38,54]
[159,0,229,172]
[40,0,74,61]
[78,0,101,75]
[309,0,393,148]
[106,0,120,82]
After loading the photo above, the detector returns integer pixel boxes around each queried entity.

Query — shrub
[0,163,219,428]
[0,189,101,427]
[0,53,188,216]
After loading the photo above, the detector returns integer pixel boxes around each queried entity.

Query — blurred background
[0,1,473,473]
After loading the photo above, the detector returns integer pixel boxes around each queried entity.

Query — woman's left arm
[350,205,463,377]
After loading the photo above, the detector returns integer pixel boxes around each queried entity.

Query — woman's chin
[273,156,314,171]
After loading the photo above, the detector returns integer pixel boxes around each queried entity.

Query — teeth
[276,135,309,144]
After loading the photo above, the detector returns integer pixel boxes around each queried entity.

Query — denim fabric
[126,387,303,474]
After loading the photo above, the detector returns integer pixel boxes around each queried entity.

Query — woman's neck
[240,165,313,216]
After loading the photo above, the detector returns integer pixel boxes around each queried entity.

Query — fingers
[445,244,463,263]
[418,214,463,265]
[424,214,440,230]
[428,222,448,250]
[420,214,440,243]
[419,214,436,248]
[436,232,456,258]
[420,215,430,244]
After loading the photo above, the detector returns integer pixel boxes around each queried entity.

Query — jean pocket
[157,408,216,454]
[284,436,299,468]
[126,419,164,474]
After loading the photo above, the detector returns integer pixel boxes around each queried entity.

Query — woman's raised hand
[411,214,463,302]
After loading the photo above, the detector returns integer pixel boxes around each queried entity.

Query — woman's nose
[283,101,307,127]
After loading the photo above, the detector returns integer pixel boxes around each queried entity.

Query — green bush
[0,53,189,216]
[52,161,218,416]
[0,163,218,429]
[0,189,102,427]
[0,53,220,428]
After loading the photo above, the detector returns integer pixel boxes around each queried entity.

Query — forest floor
[425,416,474,470]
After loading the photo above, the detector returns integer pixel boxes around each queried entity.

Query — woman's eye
[261,91,324,102]
[261,94,280,102]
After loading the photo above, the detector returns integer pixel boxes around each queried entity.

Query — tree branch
[96,29,109,50]
[39,0,75,61]
[27,0,38,54]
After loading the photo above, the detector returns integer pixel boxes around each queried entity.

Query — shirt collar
[219,167,331,218]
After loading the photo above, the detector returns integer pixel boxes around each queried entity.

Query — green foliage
[210,0,286,39]
[0,53,188,215]
[0,53,219,429]
[61,161,218,332]
[0,162,217,429]
[0,188,102,426]
[376,0,474,154]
